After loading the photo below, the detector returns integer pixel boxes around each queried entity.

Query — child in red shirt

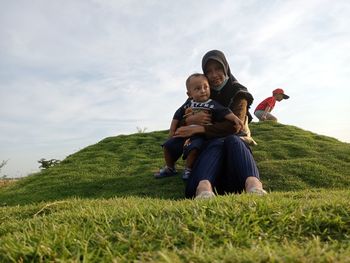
[254,88,289,121]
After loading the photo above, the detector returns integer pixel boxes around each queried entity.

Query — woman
[174,50,266,198]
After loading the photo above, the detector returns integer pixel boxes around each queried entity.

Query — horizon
[1,0,350,178]
[1,122,349,179]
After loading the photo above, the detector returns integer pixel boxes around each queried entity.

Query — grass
[0,130,185,206]
[1,190,349,262]
[0,122,350,261]
[0,122,349,206]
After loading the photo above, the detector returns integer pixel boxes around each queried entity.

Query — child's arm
[169,119,180,137]
[224,113,244,132]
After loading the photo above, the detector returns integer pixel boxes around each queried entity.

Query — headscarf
[202,50,254,121]
[202,50,237,82]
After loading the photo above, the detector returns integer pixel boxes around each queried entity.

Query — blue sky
[1,0,349,177]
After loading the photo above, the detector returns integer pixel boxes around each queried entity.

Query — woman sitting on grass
[174,50,267,198]
[155,73,243,181]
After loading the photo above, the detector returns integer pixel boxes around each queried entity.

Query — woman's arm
[203,120,237,138]
[204,98,247,138]
[184,111,212,126]
[178,98,248,138]
[174,125,205,138]
[175,119,239,139]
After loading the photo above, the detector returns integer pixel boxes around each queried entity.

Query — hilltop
[0,121,349,206]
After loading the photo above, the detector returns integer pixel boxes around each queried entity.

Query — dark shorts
[163,136,205,160]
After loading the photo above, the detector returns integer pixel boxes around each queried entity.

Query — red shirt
[254,96,276,112]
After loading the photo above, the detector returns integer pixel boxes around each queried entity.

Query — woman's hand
[174,125,205,138]
[185,111,212,126]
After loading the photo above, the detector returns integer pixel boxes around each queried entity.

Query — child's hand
[233,116,244,132]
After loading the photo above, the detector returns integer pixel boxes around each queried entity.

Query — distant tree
[136,126,147,133]
[0,160,8,179]
[0,160,8,172]
[38,158,61,170]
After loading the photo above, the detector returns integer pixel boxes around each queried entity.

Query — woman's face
[204,60,226,87]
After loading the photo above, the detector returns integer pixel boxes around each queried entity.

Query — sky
[1,0,349,178]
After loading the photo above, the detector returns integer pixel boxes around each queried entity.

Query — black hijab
[202,50,254,110]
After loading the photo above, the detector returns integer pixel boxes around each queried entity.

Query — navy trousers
[185,135,260,198]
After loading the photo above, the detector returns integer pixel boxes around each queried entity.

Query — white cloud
[1,0,350,177]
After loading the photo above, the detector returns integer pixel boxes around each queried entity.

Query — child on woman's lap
[155,73,243,180]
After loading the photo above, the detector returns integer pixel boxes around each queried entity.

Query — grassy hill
[1,122,349,205]
[0,122,350,262]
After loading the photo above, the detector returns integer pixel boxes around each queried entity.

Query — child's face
[187,75,210,102]
[275,94,284,101]
[204,60,226,87]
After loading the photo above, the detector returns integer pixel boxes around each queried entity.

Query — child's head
[273,88,289,102]
[186,73,210,102]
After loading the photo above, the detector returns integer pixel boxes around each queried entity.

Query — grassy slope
[1,122,350,261]
[0,122,349,205]
[0,191,349,262]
